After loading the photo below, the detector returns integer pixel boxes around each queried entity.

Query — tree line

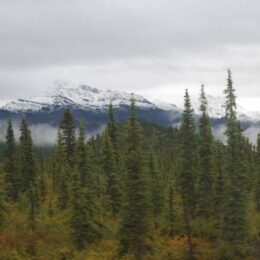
[1,70,260,259]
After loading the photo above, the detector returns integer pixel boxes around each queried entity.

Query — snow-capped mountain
[0,84,182,137]
[191,94,260,122]
[1,83,260,123]
[0,83,260,145]
[2,83,156,113]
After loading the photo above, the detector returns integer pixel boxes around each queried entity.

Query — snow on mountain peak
[1,83,156,112]
[1,83,260,123]
[152,99,181,112]
[191,94,260,122]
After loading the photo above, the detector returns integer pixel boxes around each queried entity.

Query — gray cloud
[0,0,260,109]
[0,120,106,146]
[0,121,58,146]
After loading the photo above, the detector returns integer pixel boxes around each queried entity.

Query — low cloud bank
[213,124,260,145]
[0,120,259,146]
[0,121,106,146]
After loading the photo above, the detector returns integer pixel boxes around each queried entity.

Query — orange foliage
[167,235,216,260]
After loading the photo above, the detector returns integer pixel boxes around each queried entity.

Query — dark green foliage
[83,141,101,217]
[60,108,76,168]
[27,183,38,231]
[1,75,260,258]
[212,141,225,222]
[118,98,151,259]
[243,138,255,192]
[76,122,88,187]
[101,130,121,216]
[196,85,214,217]
[70,170,101,250]
[223,69,248,245]
[3,119,19,201]
[167,184,176,237]
[19,119,36,192]
[37,148,46,202]
[148,150,164,229]
[107,103,118,148]
[179,89,196,260]
[76,123,99,216]
[179,89,196,211]
[55,130,70,210]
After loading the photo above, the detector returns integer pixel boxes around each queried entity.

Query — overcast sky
[1,0,260,110]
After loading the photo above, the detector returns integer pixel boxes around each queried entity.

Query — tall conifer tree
[55,130,70,209]
[212,142,225,224]
[167,184,176,237]
[70,170,101,250]
[179,89,196,260]
[27,183,37,231]
[37,148,46,202]
[118,97,151,259]
[196,85,214,217]
[60,108,76,168]
[4,119,19,201]
[148,150,164,229]
[77,122,88,187]
[19,119,36,192]
[107,103,118,148]
[76,122,99,216]
[101,130,121,216]
[255,133,260,211]
[223,69,248,245]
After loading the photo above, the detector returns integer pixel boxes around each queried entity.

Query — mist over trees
[1,71,260,259]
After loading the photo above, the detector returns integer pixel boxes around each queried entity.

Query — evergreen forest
[1,70,260,259]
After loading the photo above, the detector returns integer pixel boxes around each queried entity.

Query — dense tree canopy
[0,71,260,259]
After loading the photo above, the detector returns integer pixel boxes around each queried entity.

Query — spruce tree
[107,103,118,148]
[148,150,164,229]
[37,148,46,202]
[76,122,100,216]
[101,129,121,216]
[118,97,151,259]
[212,142,225,224]
[223,69,248,245]
[55,130,70,210]
[76,122,88,187]
[27,182,37,231]
[179,89,196,260]
[60,108,76,168]
[167,184,176,237]
[77,134,100,219]
[70,170,100,250]
[19,119,36,192]
[3,119,19,201]
[255,133,260,211]
[196,85,214,217]
[243,137,254,192]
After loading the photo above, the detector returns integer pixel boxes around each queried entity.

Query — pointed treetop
[20,118,32,143]
[6,119,15,141]
[199,85,208,114]
[130,94,136,114]
[224,69,237,119]
[184,89,192,109]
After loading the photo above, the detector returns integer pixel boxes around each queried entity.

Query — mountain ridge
[1,83,260,123]
[0,83,260,145]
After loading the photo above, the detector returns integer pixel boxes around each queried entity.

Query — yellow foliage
[167,235,216,260]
